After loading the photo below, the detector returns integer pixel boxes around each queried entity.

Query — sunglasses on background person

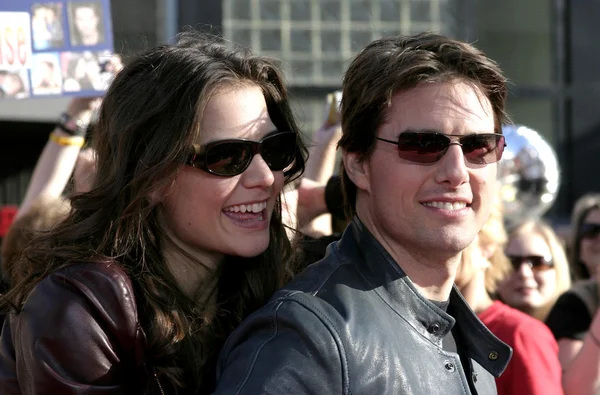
[376,132,506,165]
[507,255,555,272]
[187,131,297,177]
[580,223,600,240]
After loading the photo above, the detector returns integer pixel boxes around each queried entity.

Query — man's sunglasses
[188,131,297,177]
[580,223,600,240]
[507,255,554,272]
[375,132,506,165]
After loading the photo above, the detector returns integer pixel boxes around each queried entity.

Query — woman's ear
[342,150,370,193]
[148,179,175,203]
[149,188,162,203]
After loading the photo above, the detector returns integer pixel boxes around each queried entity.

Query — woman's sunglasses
[507,255,554,272]
[580,223,600,240]
[375,132,506,165]
[188,132,297,177]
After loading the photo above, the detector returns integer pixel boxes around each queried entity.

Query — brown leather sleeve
[0,262,148,394]
[0,318,20,393]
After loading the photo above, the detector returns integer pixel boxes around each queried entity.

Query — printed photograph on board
[67,1,106,46]
[31,52,62,95]
[60,50,112,92]
[0,69,30,99]
[61,51,98,91]
[31,3,65,50]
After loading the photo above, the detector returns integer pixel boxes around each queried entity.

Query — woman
[0,33,306,394]
[455,204,563,395]
[545,194,600,395]
[567,193,600,281]
[496,219,571,321]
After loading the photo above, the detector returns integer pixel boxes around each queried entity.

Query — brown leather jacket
[0,262,153,394]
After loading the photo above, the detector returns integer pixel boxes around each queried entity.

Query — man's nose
[434,144,469,187]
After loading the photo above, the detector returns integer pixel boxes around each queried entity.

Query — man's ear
[342,150,370,193]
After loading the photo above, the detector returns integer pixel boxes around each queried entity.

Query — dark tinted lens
[580,223,600,239]
[396,133,450,164]
[205,141,252,175]
[508,255,554,271]
[461,134,505,165]
[260,132,297,171]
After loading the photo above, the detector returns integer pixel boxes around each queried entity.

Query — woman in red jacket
[0,32,307,394]
[455,200,563,395]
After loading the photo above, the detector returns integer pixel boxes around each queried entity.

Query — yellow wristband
[49,133,85,147]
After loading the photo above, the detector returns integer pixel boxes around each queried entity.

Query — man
[213,32,513,394]
[71,3,103,46]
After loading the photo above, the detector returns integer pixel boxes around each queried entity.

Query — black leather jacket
[214,217,512,394]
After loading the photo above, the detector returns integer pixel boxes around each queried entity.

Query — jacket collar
[335,217,511,377]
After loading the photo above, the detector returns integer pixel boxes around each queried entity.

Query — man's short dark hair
[337,32,510,219]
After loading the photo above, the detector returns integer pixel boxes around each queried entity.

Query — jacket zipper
[154,372,165,395]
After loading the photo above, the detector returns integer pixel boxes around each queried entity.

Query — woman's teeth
[224,201,267,213]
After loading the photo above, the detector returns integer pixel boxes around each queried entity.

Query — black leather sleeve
[214,293,347,395]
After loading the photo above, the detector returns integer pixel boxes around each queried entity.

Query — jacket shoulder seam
[285,295,351,394]
[233,301,279,394]
[235,297,350,395]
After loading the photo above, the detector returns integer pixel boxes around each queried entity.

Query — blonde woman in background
[455,201,563,395]
[496,220,572,322]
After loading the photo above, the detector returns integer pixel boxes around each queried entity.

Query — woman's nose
[241,154,275,188]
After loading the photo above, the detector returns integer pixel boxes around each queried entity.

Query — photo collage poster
[0,0,114,100]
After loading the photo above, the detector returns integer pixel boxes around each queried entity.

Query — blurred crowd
[0,30,599,395]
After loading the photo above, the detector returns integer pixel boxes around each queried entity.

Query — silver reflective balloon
[498,125,560,227]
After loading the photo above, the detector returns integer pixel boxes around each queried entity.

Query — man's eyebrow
[399,128,442,135]
[398,128,494,136]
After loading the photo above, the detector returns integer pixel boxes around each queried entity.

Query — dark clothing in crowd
[325,175,345,221]
[298,232,341,269]
[546,279,599,341]
[214,217,511,395]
